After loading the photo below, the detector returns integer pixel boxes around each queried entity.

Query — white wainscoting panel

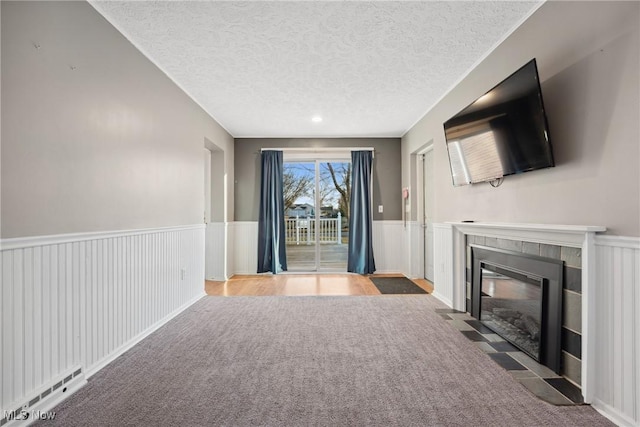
[231,222,258,275]
[372,221,405,274]
[432,223,454,307]
[402,221,424,279]
[592,236,640,427]
[205,222,226,281]
[0,225,205,421]
[225,223,234,279]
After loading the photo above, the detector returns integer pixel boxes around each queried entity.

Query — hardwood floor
[205,274,434,296]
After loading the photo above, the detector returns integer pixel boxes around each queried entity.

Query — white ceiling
[90,1,542,138]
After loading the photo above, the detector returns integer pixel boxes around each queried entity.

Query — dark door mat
[370,277,428,294]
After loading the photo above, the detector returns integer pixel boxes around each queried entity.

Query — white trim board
[1,224,205,250]
[446,222,606,248]
[266,147,374,161]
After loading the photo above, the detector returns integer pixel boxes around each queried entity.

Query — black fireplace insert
[470,245,564,373]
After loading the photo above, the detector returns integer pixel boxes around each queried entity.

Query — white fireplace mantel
[433,221,607,406]
[446,221,606,248]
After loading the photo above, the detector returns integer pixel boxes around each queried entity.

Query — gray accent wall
[1,1,234,238]
[402,1,640,236]
[234,138,401,222]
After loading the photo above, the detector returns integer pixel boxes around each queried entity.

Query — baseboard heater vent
[1,367,86,426]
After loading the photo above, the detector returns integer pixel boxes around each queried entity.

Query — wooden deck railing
[286,214,342,245]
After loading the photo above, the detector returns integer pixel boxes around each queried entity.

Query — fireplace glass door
[480,267,543,361]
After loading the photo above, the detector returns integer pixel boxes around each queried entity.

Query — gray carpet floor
[39,295,613,426]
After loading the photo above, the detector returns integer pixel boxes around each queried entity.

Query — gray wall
[234,138,401,222]
[402,1,640,236]
[1,1,234,238]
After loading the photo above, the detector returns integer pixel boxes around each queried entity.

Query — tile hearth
[436,308,584,406]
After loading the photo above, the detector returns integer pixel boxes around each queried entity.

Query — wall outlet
[180,268,186,280]
[378,205,383,213]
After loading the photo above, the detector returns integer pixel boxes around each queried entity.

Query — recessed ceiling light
[312,116,323,123]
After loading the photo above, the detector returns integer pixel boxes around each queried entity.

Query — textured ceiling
[90,1,542,138]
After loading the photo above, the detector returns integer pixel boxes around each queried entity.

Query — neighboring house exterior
[287,203,315,218]
[320,206,338,218]
[286,204,338,218]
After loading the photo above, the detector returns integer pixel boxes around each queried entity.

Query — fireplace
[470,245,564,373]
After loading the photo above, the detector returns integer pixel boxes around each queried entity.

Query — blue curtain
[257,151,287,273]
[348,151,376,274]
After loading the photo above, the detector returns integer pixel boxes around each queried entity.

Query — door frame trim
[283,157,352,272]
[416,141,434,281]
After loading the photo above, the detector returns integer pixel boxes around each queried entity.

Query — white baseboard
[592,397,638,427]
[431,291,453,308]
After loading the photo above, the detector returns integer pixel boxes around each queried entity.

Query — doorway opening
[417,143,434,282]
[204,140,226,281]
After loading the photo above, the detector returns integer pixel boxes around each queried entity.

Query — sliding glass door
[284,159,350,272]
[318,162,349,271]
[284,161,317,271]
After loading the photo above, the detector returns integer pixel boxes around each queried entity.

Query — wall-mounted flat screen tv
[443,59,554,186]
